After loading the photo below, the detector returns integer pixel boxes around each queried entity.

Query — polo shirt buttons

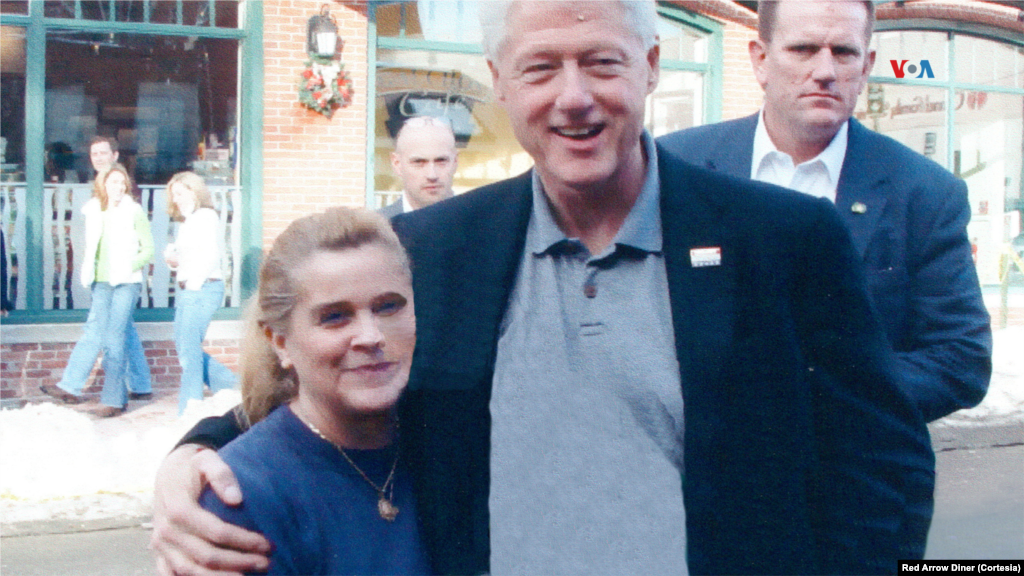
[584,283,597,298]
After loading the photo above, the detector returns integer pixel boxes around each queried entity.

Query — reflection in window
[854,84,949,162]
[376,1,482,44]
[45,30,238,185]
[954,92,1024,285]
[41,0,237,27]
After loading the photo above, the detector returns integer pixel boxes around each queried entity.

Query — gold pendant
[378,496,399,521]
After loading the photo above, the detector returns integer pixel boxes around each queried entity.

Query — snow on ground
[1,390,241,526]
[0,329,1021,527]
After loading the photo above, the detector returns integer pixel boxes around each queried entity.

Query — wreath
[298,54,354,118]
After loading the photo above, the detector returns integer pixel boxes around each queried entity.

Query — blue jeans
[174,280,237,414]
[59,282,148,408]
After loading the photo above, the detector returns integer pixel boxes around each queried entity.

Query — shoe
[94,405,126,418]
[128,392,153,401]
[40,384,84,405]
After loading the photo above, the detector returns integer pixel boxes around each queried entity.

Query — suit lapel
[657,146,736,399]
[835,120,889,259]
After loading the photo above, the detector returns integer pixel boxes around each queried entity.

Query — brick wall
[720,22,762,121]
[1,324,240,409]
[261,0,370,248]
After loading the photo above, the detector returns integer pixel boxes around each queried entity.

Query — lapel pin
[851,202,868,214]
[690,247,721,268]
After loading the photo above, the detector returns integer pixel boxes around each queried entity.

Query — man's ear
[646,41,661,95]
[749,39,770,89]
[488,59,506,103]
[390,152,401,174]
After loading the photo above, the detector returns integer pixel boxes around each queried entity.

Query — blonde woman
[198,207,427,575]
[165,172,237,414]
[47,164,153,417]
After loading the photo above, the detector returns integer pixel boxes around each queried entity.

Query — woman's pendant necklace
[378,496,399,522]
[298,413,400,521]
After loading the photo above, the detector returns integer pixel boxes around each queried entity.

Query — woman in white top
[165,171,238,414]
[52,164,153,417]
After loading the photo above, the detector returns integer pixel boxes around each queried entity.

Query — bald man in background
[379,116,458,217]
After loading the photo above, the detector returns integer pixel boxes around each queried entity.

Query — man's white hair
[478,0,659,62]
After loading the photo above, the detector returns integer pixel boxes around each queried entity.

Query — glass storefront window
[376,1,482,44]
[867,29,1023,292]
[658,17,708,63]
[1,25,25,180]
[39,30,241,311]
[1,25,25,310]
[41,0,237,28]
[955,35,1024,90]
[374,48,525,206]
[954,91,1024,285]
[647,70,704,136]
[872,30,948,82]
[854,84,950,163]
[45,30,239,186]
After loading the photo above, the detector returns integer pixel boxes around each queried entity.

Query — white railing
[1,182,242,312]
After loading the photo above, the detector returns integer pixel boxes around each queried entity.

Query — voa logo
[890,60,935,79]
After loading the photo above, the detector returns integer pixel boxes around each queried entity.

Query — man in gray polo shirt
[150,2,932,574]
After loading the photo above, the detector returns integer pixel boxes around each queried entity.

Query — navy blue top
[199,405,430,575]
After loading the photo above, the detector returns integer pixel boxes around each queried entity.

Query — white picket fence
[0,183,242,312]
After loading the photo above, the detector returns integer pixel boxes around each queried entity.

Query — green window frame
[0,0,263,324]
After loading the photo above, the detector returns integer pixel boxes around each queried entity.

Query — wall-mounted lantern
[307,4,338,58]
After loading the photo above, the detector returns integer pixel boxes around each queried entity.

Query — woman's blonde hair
[166,171,215,221]
[240,207,411,425]
[94,163,133,211]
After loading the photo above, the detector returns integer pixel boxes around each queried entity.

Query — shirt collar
[526,131,663,257]
[752,108,848,185]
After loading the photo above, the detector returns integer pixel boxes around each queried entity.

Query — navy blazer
[392,145,933,575]
[658,115,992,422]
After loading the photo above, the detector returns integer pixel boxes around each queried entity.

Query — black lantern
[307,4,338,58]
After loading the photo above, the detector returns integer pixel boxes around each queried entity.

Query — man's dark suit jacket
[186,145,933,575]
[658,115,992,422]
[389,145,933,575]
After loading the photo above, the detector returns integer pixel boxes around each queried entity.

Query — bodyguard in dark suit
[149,2,933,575]
[659,0,991,563]
[660,116,991,422]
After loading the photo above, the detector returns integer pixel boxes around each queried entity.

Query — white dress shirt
[751,110,848,202]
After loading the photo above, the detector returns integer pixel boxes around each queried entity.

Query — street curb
[930,421,1024,451]
[2,515,151,538]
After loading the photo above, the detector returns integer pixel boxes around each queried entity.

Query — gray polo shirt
[489,133,688,575]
